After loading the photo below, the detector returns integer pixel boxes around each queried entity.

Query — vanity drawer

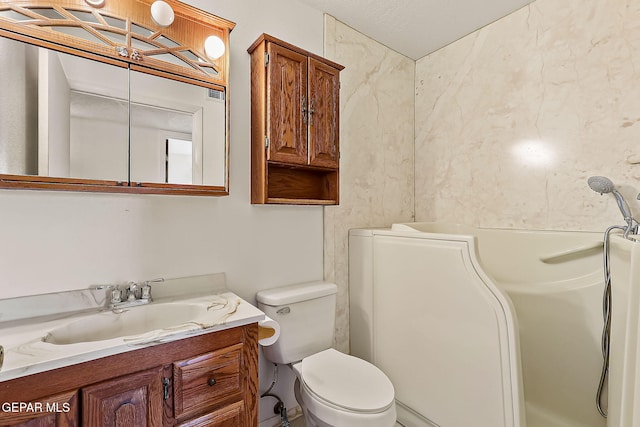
[173,343,243,418]
[177,400,245,427]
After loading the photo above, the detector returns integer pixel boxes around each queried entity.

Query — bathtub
[349,223,607,427]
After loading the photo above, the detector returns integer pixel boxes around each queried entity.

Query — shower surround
[323,0,640,352]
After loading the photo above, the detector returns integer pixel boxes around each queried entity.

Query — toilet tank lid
[256,281,337,306]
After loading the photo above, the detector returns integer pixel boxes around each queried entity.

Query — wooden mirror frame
[0,0,234,196]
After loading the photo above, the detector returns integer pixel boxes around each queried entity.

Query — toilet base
[294,377,397,427]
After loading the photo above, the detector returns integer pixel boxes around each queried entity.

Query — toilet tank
[256,281,337,364]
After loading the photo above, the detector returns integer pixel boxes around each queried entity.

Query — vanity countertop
[0,277,264,382]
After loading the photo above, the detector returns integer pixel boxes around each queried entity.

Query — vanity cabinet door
[0,390,79,427]
[82,366,165,427]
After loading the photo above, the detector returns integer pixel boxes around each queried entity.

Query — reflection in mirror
[0,36,129,182]
[0,37,37,176]
[69,92,128,181]
[52,52,130,181]
[129,70,226,187]
[0,36,228,190]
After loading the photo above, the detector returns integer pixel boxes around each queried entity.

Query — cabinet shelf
[264,164,338,204]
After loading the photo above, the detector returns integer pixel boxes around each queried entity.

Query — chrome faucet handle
[141,284,151,300]
[140,278,163,301]
[110,288,122,304]
[89,284,119,307]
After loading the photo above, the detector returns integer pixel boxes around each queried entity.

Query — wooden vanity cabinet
[248,34,344,205]
[0,324,258,427]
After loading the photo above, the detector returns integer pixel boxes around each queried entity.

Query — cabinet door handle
[309,100,314,125]
[162,378,170,401]
[207,378,217,387]
[302,96,308,124]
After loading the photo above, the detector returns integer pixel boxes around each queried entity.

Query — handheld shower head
[588,176,616,194]
[588,176,635,225]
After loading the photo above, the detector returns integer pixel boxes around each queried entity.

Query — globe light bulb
[204,35,225,60]
[150,0,174,27]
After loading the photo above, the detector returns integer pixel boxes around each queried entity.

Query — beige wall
[0,0,327,303]
[323,15,416,352]
[415,0,640,230]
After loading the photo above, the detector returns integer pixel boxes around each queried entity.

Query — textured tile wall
[415,0,640,230]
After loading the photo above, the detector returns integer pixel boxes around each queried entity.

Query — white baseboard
[396,401,439,427]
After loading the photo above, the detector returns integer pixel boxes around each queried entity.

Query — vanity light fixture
[204,35,225,59]
[84,0,105,6]
[150,0,174,27]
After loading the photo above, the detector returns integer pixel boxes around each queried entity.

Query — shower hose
[597,224,628,418]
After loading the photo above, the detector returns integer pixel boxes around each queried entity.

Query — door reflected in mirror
[167,138,193,185]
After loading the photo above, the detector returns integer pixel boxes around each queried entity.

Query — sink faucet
[109,278,163,310]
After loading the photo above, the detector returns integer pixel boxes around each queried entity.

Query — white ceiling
[297,0,534,60]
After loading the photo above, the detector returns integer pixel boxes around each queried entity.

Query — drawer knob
[207,378,217,387]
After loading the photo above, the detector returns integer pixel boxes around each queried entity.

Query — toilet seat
[297,348,395,413]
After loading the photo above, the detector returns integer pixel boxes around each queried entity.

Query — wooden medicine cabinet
[248,34,344,205]
[0,0,234,196]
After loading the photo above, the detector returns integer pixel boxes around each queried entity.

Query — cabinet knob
[207,378,217,387]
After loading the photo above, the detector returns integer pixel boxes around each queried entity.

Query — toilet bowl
[256,281,396,427]
[292,349,396,427]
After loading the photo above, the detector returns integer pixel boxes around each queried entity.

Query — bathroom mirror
[0,0,234,195]
[1,38,130,183]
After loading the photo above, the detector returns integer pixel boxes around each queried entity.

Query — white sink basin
[43,303,207,345]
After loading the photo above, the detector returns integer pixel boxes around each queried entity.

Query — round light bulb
[85,0,105,6]
[150,0,174,27]
[204,35,225,60]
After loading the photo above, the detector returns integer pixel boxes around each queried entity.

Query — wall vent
[207,88,225,101]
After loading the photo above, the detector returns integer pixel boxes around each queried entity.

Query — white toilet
[256,281,396,427]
